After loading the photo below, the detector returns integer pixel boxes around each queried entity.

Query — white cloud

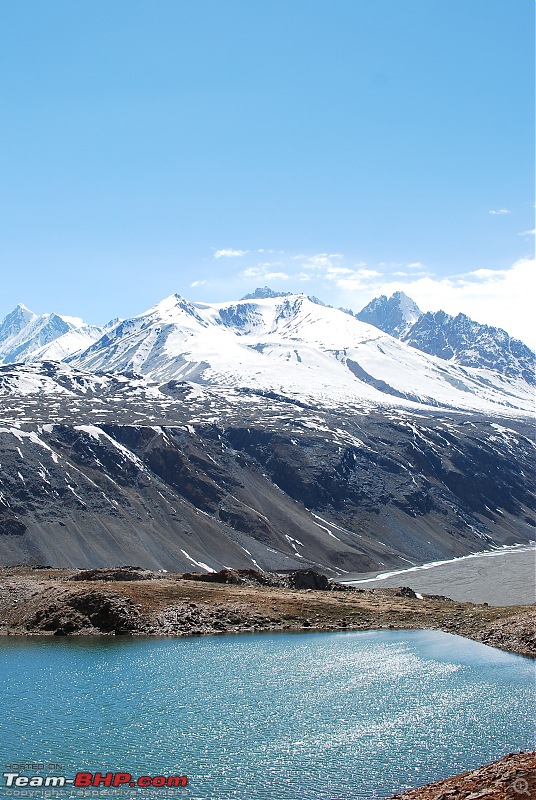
[241,263,288,282]
[325,266,381,283]
[467,268,505,279]
[300,253,344,271]
[214,248,249,259]
[265,272,289,280]
[59,315,84,326]
[355,269,381,279]
[335,278,367,291]
[489,209,511,215]
[190,280,208,287]
[519,229,536,236]
[324,267,355,278]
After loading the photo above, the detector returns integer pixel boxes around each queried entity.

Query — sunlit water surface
[0,630,534,800]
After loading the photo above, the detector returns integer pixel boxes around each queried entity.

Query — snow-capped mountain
[0,292,533,414]
[0,304,104,364]
[0,303,36,342]
[62,292,533,414]
[356,291,422,337]
[356,292,535,386]
[402,310,535,384]
[0,289,534,572]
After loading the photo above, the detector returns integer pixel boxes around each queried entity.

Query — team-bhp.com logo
[3,772,188,789]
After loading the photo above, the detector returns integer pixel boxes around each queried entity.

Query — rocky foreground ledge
[0,566,534,658]
[385,751,536,800]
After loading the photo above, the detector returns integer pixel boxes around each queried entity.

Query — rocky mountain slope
[0,290,533,573]
[0,361,533,572]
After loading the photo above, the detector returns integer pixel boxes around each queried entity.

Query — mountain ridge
[0,290,533,414]
[3,287,532,367]
[356,291,534,385]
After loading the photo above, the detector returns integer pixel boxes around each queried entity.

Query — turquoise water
[0,630,534,800]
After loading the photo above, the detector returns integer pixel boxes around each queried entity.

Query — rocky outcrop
[181,568,342,591]
[285,569,331,590]
[181,568,282,587]
[68,566,163,582]
[467,611,536,656]
[27,589,140,635]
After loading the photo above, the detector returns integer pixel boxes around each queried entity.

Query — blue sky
[1,0,534,345]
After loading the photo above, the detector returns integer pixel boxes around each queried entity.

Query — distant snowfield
[343,544,536,606]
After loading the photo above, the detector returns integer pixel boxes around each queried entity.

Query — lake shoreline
[1,565,534,658]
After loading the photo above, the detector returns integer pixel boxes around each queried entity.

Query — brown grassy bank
[0,566,534,658]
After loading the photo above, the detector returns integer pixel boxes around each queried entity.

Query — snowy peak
[0,309,73,364]
[241,286,293,301]
[0,305,105,365]
[66,292,222,378]
[0,304,38,343]
[356,291,422,337]
[149,292,206,321]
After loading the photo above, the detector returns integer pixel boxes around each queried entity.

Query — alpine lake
[1,629,534,800]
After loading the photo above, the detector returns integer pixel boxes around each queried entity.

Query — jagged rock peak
[241,286,293,300]
[405,309,535,383]
[356,291,422,337]
[241,287,327,308]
